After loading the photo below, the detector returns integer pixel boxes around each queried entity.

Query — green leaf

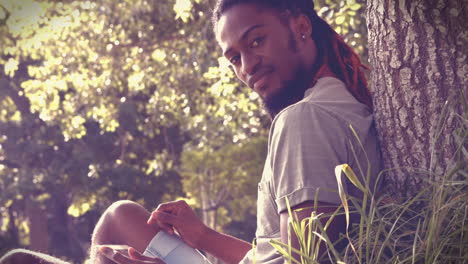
[349,3,361,11]
[335,15,345,25]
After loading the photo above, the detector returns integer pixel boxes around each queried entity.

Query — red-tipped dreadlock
[213,0,374,111]
[311,15,373,110]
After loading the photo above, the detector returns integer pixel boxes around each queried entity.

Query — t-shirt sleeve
[269,103,348,213]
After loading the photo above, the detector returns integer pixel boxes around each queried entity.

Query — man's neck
[313,64,337,82]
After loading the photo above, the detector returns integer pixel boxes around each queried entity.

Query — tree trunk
[199,170,220,264]
[366,0,466,197]
[25,198,49,252]
[7,206,20,246]
[48,191,85,262]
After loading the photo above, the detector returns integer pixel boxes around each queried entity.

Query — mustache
[246,66,275,90]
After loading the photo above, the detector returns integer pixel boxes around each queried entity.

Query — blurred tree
[0,0,265,261]
[180,136,267,230]
[180,136,267,263]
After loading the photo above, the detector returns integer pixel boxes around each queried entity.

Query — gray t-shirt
[239,77,382,264]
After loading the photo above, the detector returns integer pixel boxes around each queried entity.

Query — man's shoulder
[272,77,350,124]
[271,77,373,132]
[270,99,342,140]
[273,99,334,126]
[285,77,358,107]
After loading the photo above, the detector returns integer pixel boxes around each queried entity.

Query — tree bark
[367,0,466,197]
[25,198,49,252]
[199,170,220,264]
[7,206,20,246]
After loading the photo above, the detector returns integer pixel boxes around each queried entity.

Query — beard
[261,64,313,119]
[261,29,318,119]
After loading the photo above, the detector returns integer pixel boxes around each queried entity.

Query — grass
[268,94,467,263]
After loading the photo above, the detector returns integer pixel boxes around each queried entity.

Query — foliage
[0,0,265,260]
[180,136,267,229]
[315,0,369,64]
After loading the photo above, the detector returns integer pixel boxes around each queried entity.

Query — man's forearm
[198,228,252,264]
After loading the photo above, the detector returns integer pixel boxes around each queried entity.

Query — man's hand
[147,200,207,248]
[99,246,166,264]
[148,200,251,264]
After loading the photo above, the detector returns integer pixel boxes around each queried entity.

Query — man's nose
[241,52,260,76]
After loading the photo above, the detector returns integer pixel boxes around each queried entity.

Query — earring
[301,34,306,40]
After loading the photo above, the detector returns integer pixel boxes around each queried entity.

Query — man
[92,0,382,263]
[1,0,381,263]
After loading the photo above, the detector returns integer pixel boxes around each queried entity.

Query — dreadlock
[212,0,373,110]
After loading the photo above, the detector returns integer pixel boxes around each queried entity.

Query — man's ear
[291,14,312,39]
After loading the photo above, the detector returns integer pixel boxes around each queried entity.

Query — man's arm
[279,200,345,263]
[148,200,251,264]
[196,226,252,263]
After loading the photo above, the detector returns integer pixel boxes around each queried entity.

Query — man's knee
[0,250,29,264]
[102,200,149,224]
[0,249,70,264]
[92,200,150,240]
[106,200,145,217]
[91,200,158,258]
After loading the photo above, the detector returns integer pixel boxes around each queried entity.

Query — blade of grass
[335,164,361,264]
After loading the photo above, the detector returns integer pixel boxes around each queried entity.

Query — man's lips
[254,74,270,92]
[248,69,273,91]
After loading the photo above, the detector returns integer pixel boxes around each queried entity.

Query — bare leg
[90,200,161,264]
[0,249,70,264]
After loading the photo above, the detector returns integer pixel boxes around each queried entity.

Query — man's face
[216,3,311,116]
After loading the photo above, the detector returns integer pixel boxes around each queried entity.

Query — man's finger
[155,202,178,212]
[151,211,177,225]
[111,252,134,264]
[155,200,188,213]
[147,212,176,234]
[146,219,174,235]
[109,251,165,264]
[99,247,133,264]
[99,247,117,260]
[128,248,160,262]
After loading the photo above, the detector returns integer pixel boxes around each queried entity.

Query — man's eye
[250,37,264,48]
[230,55,240,65]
